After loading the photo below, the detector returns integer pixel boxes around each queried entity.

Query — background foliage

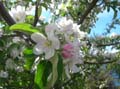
[0,0,120,89]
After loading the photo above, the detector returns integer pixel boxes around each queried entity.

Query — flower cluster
[31,17,87,76]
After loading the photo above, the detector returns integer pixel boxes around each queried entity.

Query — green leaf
[34,60,52,89]
[10,23,39,34]
[26,15,34,24]
[23,48,33,55]
[23,48,35,70]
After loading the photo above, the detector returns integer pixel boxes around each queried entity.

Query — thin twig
[1,34,18,38]
[96,41,120,47]
[84,60,117,64]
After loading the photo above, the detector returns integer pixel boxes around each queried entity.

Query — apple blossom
[45,23,59,38]
[9,5,26,23]
[31,24,60,59]
[57,17,87,42]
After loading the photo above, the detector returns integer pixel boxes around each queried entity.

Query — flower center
[44,41,52,47]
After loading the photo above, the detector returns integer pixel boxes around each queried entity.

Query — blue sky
[90,9,120,37]
[41,8,120,37]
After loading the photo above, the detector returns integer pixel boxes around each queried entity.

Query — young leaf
[10,23,39,34]
[23,48,35,71]
[34,60,52,89]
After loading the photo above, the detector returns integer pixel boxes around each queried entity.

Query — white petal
[70,65,80,73]
[50,37,60,49]
[45,49,55,59]
[45,23,58,37]
[33,44,44,55]
[31,33,46,43]
[65,65,71,79]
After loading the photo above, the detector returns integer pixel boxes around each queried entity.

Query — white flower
[58,17,73,34]
[31,24,60,59]
[0,70,8,78]
[9,5,26,23]
[57,17,87,42]
[45,23,59,38]
[5,59,17,70]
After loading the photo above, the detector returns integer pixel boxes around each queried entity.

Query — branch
[96,41,120,47]
[0,1,15,26]
[78,0,98,25]
[33,1,39,26]
[84,59,117,64]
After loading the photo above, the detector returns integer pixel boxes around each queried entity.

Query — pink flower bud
[62,43,74,59]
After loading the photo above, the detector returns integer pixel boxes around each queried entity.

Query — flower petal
[65,65,71,79]
[50,37,60,49]
[70,65,80,73]
[45,23,58,37]
[45,49,55,59]
[31,33,46,43]
[33,44,44,55]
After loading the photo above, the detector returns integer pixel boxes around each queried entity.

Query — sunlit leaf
[34,60,52,89]
[10,23,39,34]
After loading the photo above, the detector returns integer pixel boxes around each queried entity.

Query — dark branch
[96,41,120,47]
[78,0,98,25]
[0,1,16,26]
[33,1,39,26]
